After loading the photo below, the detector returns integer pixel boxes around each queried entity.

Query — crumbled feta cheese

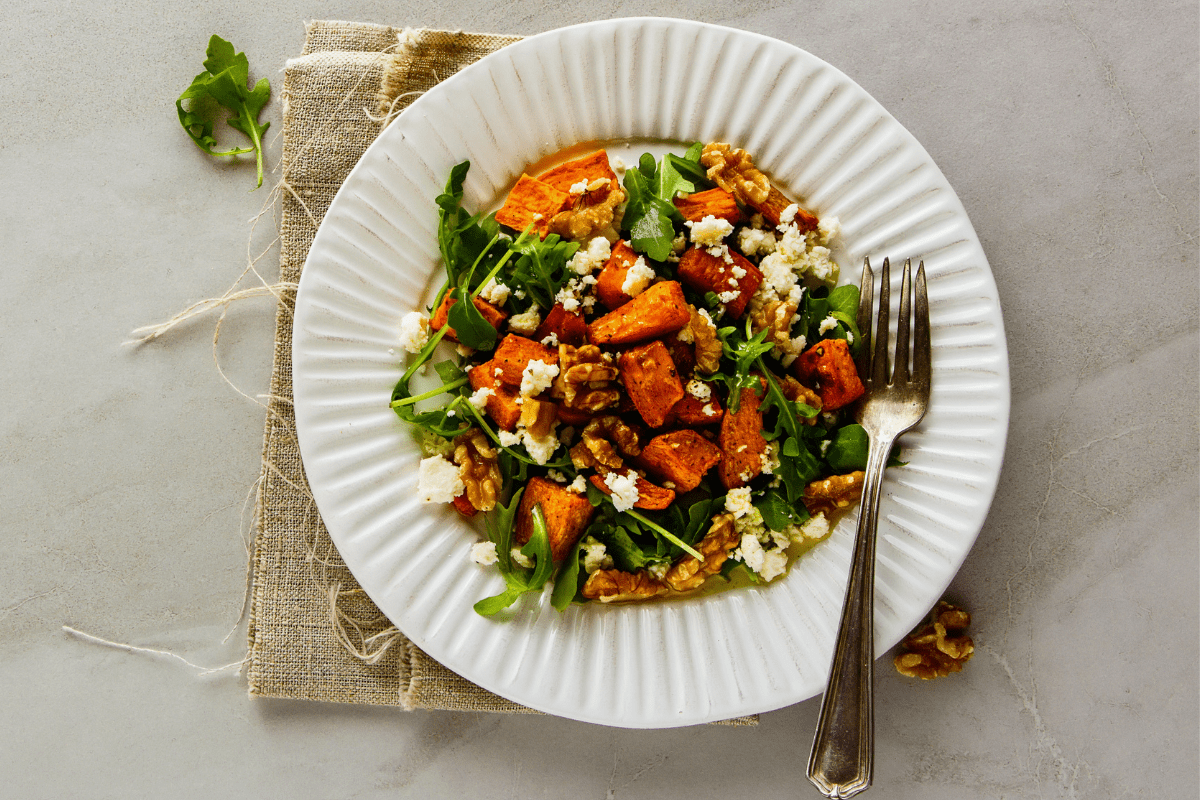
[730,265,747,280]
[780,334,808,368]
[611,156,626,176]
[758,548,789,582]
[738,226,777,258]
[759,441,781,475]
[725,486,754,519]
[759,251,801,297]
[675,324,695,344]
[604,471,640,512]
[818,315,839,335]
[540,332,559,347]
[397,311,430,354]
[471,541,498,565]
[507,306,541,335]
[686,215,734,247]
[468,386,494,410]
[706,243,735,264]
[477,277,510,306]
[817,215,841,246]
[547,469,568,484]
[717,289,741,304]
[685,379,711,401]
[779,203,799,225]
[417,455,464,504]
[621,256,656,297]
[520,427,560,465]
[702,403,719,417]
[497,429,522,447]
[735,533,764,572]
[456,344,474,358]
[520,359,560,397]
[511,547,534,569]
[581,536,613,573]
[567,236,611,275]
[797,512,831,541]
[647,561,669,581]
[569,179,590,195]
[567,474,587,494]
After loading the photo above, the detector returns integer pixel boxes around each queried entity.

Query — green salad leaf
[176,35,271,188]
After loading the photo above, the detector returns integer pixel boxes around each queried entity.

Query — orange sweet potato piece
[638,430,722,493]
[673,187,743,225]
[618,340,685,428]
[493,334,559,388]
[495,174,572,237]
[668,393,724,426]
[677,246,762,319]
[718,386,768,489]
[587,281,690,346]
[536,150,618,193]
[468,360,522,431]
[429,292,508,343]
[595,240,641,310]
[794,338,864,411]
[750,185,819,232]
[587,471,676,511]
[532,303,587,346]
[451,493,478,518]
[514,476,597,562]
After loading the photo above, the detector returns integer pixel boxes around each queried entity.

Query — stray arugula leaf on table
[176,35,271,188]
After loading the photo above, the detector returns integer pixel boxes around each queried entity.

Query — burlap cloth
[246,19,756,726]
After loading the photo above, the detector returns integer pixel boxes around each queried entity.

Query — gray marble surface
[2,1,1196,797]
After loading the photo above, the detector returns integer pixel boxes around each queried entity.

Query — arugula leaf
[445,287,497,350]
[176,35,271,188]
[826,423,870,472]
[756,489,811,531]
[597,524,650,573]
[550,537,586,611]
[508,233,579,310]
[475,500,553,616]
[621,151,689,262]
[663,142,714,192]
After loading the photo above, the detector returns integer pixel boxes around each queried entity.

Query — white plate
[292,18,1009,728]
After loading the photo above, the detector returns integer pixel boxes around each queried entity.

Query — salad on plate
[391,142,889,616]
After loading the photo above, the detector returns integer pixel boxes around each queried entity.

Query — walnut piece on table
[553,343,620,412]
[894,601,975,679]
[664,513,740,592]
[453,428,502,512]
[569,415,643,472]
[700,142,771,206]
[803,471,865,515]
[581,568,667,602]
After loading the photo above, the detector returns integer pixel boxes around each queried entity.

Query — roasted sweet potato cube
[794,338,864,411]
[429,292,508,343]
[493,334,559,388]
[468,360,522,431]
[718,386,768,489]
[595,240,641,310]
[673,187,743,225]
[677,246,762,319]
[669,393,724,425]
[638,430,722,493]
[587,471,676,511]
[494,174,572,237]
[587,281,690,346]
[513,476,597,562]
[750,184,818,232]
[536,149,618,193]
[618,340,685,428]
[532,302,587,346]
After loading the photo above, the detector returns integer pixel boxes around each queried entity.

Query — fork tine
[892,259,912,384]
[912,261,931,390]
[855,257,874,381]
[871,257,891,387]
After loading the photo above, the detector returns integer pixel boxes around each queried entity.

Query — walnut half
[453,428,502,512]
[664,513,740,592]
[700,142,771,206]
[803,471,865,515]
[553,344,620,413]
[688,306,722,375]
[894,601,974,679]
[569,415,643,472]
[581,568,667,602]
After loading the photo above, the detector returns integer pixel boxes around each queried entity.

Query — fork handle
[807,434,894,798]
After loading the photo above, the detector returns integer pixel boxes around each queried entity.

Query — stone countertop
[1,2,1196,797]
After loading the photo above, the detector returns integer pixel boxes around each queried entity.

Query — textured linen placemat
[246,18,757,726]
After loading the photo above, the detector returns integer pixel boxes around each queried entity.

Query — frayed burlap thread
[246,19,756,726]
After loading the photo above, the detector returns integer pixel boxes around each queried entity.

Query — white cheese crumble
[520,359,560,397]
[510,547,534,569]
[796,512,831,541]
[686,214,734,247]
[497,429,522,447]
[581,536,614,573]
[725,486,754,519]
[477,277,510,306]
[604,471,640,512]
[468,386,494,410]
[759,441,781,476]
[540,332,559,347]
[547,469,568,484]
[738,226,777,258]
[569,179,590,195]
[647,562,669,581]
[717,289,741,304]
[685,379,712,401]
[735,533,765,573]
[417,455,464,504]
[611,156,627,176]
[470,541,499,565]
[507,306,541,335]
[621,256,656,297]
[397,311,430,354]
[567,474,587,494]
[567,236,611,275]
[779,203,799,225]
[817,215,841,246]
[818,315,839,335]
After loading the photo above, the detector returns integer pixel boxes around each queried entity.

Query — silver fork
[807,257,931,798]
